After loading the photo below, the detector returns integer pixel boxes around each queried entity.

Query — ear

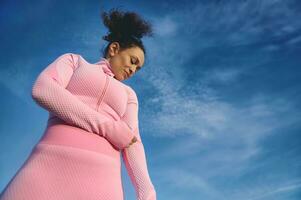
[109,42,120,56]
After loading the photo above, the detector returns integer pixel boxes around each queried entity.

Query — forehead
[124,47,145,65]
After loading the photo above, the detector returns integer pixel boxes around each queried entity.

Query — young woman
[0,8,156,200]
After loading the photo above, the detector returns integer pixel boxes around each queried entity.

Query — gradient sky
[1,0,301,199]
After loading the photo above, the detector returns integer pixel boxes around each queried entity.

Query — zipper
[96,75,110,111]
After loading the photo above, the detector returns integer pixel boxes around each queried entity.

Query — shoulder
[57,52,81,60]
[56,53,82,69]
[124,85,138,104]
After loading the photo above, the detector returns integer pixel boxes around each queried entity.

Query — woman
[0,8,156,200]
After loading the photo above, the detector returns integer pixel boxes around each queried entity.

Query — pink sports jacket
[31,53,156,200]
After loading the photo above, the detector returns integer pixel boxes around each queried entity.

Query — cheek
[120,55,129,67]
[114,57,125,69]
[111,56,127,77]
[111,59,121,73]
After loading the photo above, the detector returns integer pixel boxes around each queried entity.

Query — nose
[129,66,135,75]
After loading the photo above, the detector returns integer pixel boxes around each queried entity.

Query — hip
[40,120,120,160]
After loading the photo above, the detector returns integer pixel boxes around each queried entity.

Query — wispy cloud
[235,180,301,200]
[1,1,300,199]
[152,15,178,37]
[136,1,301,198]
[140,0,300,137]
[154,167,222,199]
[150,0,301,49]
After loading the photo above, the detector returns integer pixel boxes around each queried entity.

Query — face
[105,42,145,81]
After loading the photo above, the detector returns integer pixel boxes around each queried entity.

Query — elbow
[31,80,50,110]
[31,81,42,101]
[31,84,38,99]
[31,86,43,107]
[31,75,47,102]
[31,73,50,101]
[31,84,39,101]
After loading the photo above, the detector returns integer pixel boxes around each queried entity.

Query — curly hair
[100,8,153,58]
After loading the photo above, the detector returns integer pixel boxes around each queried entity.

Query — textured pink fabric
[0,53,156,200]
[32,54,135,150]
[0,143,124,200]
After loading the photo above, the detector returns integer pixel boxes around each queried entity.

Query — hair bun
[101,8,153,42]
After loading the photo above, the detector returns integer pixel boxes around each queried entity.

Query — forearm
[32,73,134,150]
[122,128,156,200]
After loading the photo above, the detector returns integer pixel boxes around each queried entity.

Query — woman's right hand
[125,136,137,148]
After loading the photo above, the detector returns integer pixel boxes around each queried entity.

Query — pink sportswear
[0,53,156,200]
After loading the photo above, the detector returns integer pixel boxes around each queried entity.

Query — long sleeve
[31,53,135,150]
[121,87,157,200]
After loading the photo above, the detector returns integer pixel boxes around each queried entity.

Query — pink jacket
[31,53,156,200]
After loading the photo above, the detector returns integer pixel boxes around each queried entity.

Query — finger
[126,137,138,149]
[128,141,135,148]
[126,142,133,148]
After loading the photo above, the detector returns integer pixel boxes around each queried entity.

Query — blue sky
[1,0,301,199]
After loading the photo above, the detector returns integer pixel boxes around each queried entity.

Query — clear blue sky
[1,0,301,199]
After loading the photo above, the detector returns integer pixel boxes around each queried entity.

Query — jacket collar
[95,58,115,77]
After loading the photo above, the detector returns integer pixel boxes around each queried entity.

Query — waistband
[38,118,120,160]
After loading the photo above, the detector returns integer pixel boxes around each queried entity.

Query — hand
[125,136,137,148]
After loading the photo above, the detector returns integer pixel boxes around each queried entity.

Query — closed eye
[131,57,141,72]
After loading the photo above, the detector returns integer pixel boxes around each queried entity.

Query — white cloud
[202,68,244,83]
[152,15,178,37]
[234,180,301,200]
[135,4,301,197]
[154,167,222,199]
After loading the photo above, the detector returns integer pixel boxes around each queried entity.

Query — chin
[114,75,124,81]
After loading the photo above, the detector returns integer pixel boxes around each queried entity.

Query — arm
[31,53,134,150]
[121,87,157,200]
